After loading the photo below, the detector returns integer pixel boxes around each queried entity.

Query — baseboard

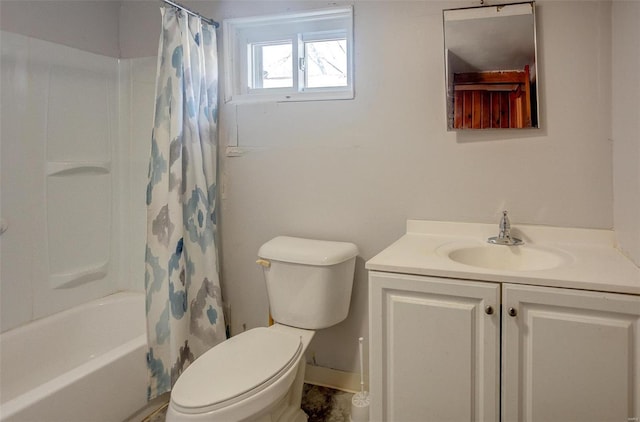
[304,364,365,393]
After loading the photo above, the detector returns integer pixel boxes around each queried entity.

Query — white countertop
[365,220,640,295]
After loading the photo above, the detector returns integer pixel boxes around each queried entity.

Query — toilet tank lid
[258,236,358,266]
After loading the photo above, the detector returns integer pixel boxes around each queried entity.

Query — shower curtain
[145,7,225,400]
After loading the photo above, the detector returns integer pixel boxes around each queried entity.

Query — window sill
[225,88,354,104]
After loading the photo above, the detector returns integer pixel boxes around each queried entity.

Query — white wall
[218,0,616,372]
[3,0,635,377]
[119,1,162,59]
[0,0,121,58]
[118,0,620,373]
[612,1,640,266]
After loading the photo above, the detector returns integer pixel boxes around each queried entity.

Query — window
[224,7,354,103]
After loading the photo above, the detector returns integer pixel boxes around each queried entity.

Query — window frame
[223,7,354,104]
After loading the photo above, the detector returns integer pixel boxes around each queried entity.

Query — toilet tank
[257,237,358,330]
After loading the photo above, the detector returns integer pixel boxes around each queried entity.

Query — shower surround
[0,29,156,420]
[1,31,122,330]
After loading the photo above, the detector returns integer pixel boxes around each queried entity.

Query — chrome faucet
[488,211,523,246]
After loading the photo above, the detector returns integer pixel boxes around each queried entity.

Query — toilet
[166,236,359,422]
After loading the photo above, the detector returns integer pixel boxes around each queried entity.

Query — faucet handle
[499,210,511,231]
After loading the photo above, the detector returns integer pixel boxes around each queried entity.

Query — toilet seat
[170,327,302,415]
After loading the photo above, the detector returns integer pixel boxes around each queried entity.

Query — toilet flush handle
[256,258,271,268]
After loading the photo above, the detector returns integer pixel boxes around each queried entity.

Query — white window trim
[223,6,354,104]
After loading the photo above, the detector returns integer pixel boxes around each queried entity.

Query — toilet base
[265,349,309,422]
[256,391,308,422]
[276,406,308,422]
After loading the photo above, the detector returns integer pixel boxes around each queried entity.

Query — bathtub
[0,292,148,422]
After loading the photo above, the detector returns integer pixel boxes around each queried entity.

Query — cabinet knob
[485,305,494,315]
[508,307,517,317]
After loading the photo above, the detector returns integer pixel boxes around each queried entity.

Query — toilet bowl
[166,237,358,422]
[166,325,314,422]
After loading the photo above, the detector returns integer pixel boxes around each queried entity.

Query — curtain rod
[162,0,220,28]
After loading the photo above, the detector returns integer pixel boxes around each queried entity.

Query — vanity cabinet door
[369,271,500,422]
[502,283,640,422]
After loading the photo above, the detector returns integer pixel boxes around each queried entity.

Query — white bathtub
[0,292,148,422]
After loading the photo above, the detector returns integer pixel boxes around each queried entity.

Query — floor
[142,384,354,422]
[143,404,168,422]
[301,384,354,422]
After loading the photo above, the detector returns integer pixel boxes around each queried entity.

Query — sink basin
[439,242,572,271]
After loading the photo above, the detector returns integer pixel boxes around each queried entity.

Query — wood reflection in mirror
[453,65,531,129]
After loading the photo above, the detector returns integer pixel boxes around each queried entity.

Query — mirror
[443,2,539,130]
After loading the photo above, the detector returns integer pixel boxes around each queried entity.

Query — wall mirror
[443,2,539,130]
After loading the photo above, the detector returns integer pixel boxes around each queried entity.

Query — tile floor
[142,384,353,422]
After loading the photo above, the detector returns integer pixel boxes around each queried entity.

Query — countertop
[365,220,640,295]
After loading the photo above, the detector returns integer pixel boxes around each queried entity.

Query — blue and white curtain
[145,7,225,400]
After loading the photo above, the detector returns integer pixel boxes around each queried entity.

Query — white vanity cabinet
[369,271,640,422]
[369,271,501,422]
[502,283,640,422]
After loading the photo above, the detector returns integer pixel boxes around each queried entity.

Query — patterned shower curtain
[145,7,226,400]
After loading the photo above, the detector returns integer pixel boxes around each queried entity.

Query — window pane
[305,39,347,88]
[253,43,293,89]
